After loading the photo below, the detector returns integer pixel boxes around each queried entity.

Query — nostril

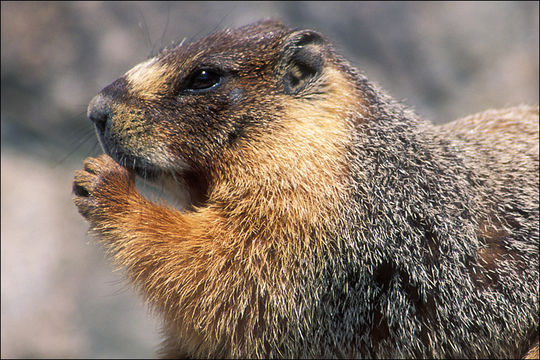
[87,94,112,134]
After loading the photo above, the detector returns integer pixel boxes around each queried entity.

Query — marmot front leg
[72,154,248,356]
[72,154,200,267]
[72,154,199,304]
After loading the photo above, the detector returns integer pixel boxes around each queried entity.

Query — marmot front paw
[73,154,134,220]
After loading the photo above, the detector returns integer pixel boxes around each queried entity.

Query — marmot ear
[280,30,326,95]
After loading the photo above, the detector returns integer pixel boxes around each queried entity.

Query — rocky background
[1,2,538,358]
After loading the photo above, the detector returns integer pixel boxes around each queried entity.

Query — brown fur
[73,21,538,358]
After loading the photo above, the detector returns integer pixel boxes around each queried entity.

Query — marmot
[73,20,539,358]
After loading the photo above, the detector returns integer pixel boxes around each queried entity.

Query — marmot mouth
[107,150,209,210]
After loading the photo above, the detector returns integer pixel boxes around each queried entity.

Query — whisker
[54,130,99,168]
[159,2,171,53]
[134,6,153,59]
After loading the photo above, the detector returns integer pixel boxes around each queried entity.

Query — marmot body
[73,21,539,358]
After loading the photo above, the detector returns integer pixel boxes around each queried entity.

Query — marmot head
[87,20,360,208]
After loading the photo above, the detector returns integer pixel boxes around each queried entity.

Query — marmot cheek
[229,88,243,103]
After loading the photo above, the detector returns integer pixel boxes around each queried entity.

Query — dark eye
[185,69,222,92]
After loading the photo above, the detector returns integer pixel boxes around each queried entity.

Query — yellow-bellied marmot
[73,20,539,358]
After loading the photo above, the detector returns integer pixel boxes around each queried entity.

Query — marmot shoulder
[73,20,539,358]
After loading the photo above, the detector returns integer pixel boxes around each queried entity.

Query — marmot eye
[185,69,222,92]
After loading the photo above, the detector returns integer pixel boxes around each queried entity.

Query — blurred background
[1,1,538,358]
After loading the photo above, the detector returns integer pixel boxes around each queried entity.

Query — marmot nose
[87,93,112,134]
